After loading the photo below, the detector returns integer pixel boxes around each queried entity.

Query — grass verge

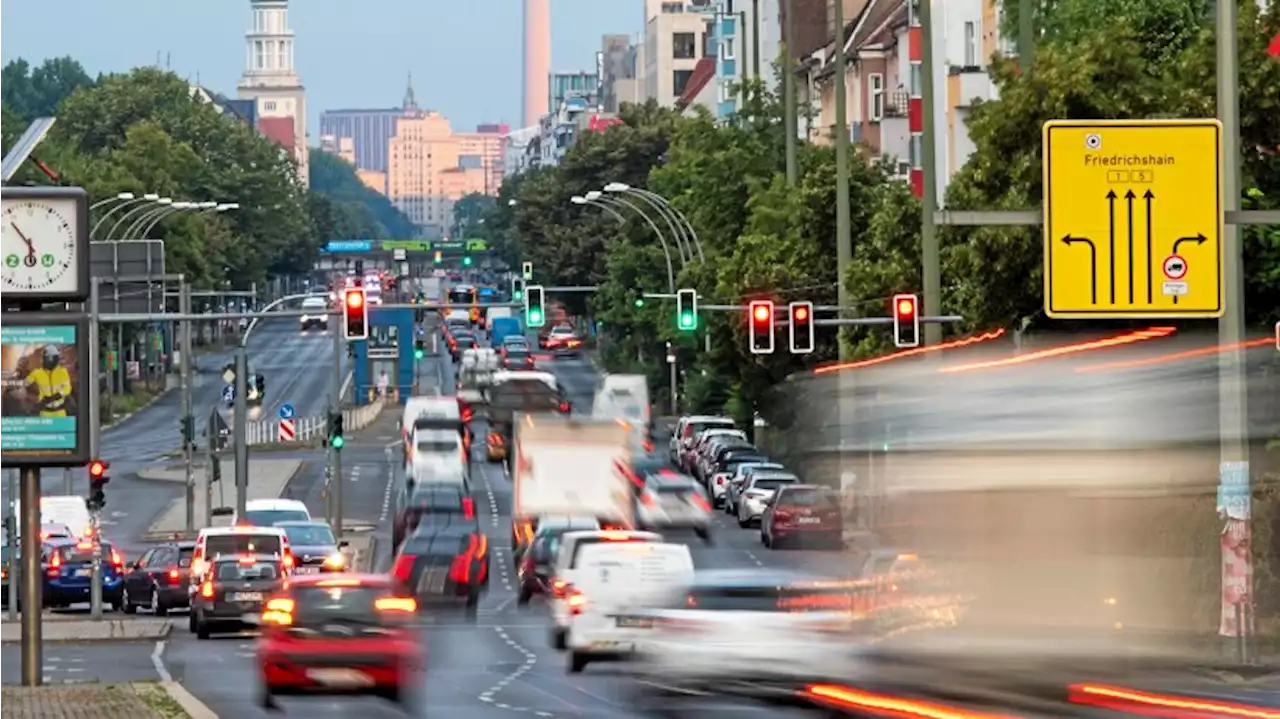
[134,682,191,719]
[103,389,158,425]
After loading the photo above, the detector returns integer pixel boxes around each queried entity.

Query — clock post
[1,185,92,686]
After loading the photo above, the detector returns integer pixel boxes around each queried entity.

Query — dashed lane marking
[350,465,362,483]
[477,626,547,715]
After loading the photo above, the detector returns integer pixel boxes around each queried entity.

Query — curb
[158,681,219,719]
[0,624,171,645]
[102,388,172,431]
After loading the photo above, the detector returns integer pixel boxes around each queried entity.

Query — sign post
[1042,119,1223,319]
[277,403,296,442]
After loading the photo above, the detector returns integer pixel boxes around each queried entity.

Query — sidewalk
[141,459,303,539]
[0,618,171,644]
[1,681,214,719]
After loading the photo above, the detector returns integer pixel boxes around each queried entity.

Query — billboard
[1,315,91,467]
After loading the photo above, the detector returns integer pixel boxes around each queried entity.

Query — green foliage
[308,148,416,239]
[1,57,95,121]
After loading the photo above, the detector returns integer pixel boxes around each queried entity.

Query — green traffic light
[634,298,645,308]
[528,309,543,324]
[331,436,345,449]
[514,291,523,301]
[463,256,473,266]
[679,311,696,330]
[414,349,425,360]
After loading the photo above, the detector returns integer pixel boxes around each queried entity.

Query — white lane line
[379,463,395,523]
[744,550,765,567]
[151,640,172,682]
[350,465,362,483]
[477,626,546,715]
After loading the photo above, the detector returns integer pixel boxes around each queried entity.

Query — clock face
[1,197,80,294]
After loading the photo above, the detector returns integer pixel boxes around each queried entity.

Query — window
[673,69,694,96]
[263,100,277,112]
[910,64,923,96]
[869,73,885,121]
[703,21,715,56]
[909,135,923,168]
[254,41,265,70]
[718,80,730,103]
[673,32,697,59]
[720,37,735,60]
[963,21,977,66]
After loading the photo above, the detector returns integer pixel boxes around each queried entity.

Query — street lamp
[568,195,675,293]
[92,193,161,239]
[604,182,703,262]
[131,201,216,239]
[89,191,136,212]
[125,201,193,238]
[107,197,172,239]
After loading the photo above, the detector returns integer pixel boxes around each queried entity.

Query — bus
[448,285,480,326]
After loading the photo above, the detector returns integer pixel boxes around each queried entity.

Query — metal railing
[232,398,385,446]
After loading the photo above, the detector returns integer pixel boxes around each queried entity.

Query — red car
[760,485,843,550]
[257,574,423,710]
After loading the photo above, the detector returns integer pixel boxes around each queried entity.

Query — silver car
[721,462,784,512]
[634,473,713,543]
[735,472,800,528]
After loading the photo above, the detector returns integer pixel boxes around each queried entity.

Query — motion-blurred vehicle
[39,537,125,610]
[15,495,93,540]
[390,523,489,615]
[499,334,530,351]
[631,569,861,690]
[276,521,348,574]
[539,324,582,356]
[547,530,663,649]
[515,515,600,602]
[392,481,475,550]
[489,315,523,347]
[448,332,478,362]
[299,296,329,331]
[233,498,311,527]
[501,345,535,370]
[406,413,470,488]
[616,451,675,495]
[192,553,285,639]
[256,574,423,710]
[563,540,694,673]
[669,415,736,465]
[760,485,843,550]
[634,472,713,543]
[723,462,785,513]
[735,471,801,528]
[121,539,195,615]
[189,525,293,629]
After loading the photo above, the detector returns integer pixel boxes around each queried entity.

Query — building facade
[643,0,715,107]
[550,71,600,113]
[236,0,308,186]
[385,111,501,238]
[319,108,403,173]
[600,34,643,113]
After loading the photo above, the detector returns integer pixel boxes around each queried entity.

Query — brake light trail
[937,327,1176,373]
[813,328,1006,375]
[1075,337,1273,373]
[801,683,1023,719]
[1068,683,1280,719]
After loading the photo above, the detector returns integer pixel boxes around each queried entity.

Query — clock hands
[9,222,38,267]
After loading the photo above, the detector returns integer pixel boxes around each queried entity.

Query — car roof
[244,499,308,510]
[286,573,394,588]
[535,516,600,532]
[559,529,662,545]
[750,470,799,480]
[646,472,697,487]
[44,537,112,548]
[211,552,280,562]
[199,526,287,537]
[274,520,331,530]
[683,415,734,424]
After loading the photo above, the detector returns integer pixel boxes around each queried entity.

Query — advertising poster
[1,316,90,466]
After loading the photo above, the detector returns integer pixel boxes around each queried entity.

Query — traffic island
[0,617,171,644]
[139,459,303,539]
[1,681,214,719]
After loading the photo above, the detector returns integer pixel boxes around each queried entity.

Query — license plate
[616,616,653,628]
[74,568,91,577]
[797,517,822,524]
[230,592,262,602]
[294,566,320,574]
[306,668,374,688]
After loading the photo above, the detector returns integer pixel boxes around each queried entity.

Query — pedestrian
[376,369,390,399]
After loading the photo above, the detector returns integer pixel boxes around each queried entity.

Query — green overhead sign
[376,239,490,252]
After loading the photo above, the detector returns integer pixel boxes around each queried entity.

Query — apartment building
[458,123,508,195]
[551,71,600,111]
[600,34,643,112]
[643,0,717,107]
[386,111,492,238]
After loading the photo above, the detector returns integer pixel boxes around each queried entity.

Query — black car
[450,334,478,362]
[392,482,475,550]
[390,520,489,616]
[516,516,600,604]
[122,539,196,615]
[276,521,348,575]
[192,553,284,639]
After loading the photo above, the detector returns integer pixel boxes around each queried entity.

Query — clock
[0,186,89,301]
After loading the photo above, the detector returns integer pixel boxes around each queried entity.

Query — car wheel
[568,651,588,674]
[737,513,750,529]
[195,613,210,640]
[517,583,533,606]
[150,585,168,616]
[188,611,197,632]
[551,627,567,651]
[122,587,137,615]
[258,684,278,710]
[762,532,772,549]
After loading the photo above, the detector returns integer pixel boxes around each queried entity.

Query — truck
[592,374,651,452]
[481,371,569,463]
[509,414,633,551]
[488,314,522,347]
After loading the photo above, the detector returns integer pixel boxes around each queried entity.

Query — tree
[1,57,95,121]
[308,148,417,239]
[452,192,495,238]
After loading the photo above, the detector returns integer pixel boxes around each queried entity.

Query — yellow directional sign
[1043,119,1223,319]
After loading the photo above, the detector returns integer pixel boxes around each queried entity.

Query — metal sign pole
[5,470,17,621]
[233,348,249,518]
[88,277,105,620]
[19,466,43,685]
[179,280,195,535]
[331,320,344,537]
[89,507,103,619]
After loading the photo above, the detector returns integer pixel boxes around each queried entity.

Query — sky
[0,0,639,135]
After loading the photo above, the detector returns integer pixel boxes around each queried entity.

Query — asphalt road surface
[0,640,160,685]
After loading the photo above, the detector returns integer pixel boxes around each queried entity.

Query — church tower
[237,0,309,186]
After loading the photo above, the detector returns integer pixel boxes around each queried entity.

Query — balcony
[947,66,991,109]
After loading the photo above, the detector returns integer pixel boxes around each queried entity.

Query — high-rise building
[386,112,502,238]
[458,124,507,195]
[236,0,308,186]
[600,34,643,113]
[523,0,551,127]
[644,0,717,109]
[550,71,600,112]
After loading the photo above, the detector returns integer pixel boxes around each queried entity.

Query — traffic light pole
[88,278,105,621]
[179,279,196,536]
[233,347,249,519]
[331,315,344,539]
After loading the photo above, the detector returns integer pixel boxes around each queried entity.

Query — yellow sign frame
[1042,119,1224,319]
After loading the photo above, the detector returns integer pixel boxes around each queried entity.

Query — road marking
[379,464,394,523]
[350,465,362,483]
[477,626,545,715]
[151,640,172,682]
[745,551,764,567]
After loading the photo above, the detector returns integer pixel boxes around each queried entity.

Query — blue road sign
[222,385,235,403]
[324,240,373,253]
[278,403,295,420]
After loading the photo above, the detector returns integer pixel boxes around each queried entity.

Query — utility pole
[179,280,195,535]
[751,0,762,82]
[784,0,798,187]
[331,318,344,539]
[1216,0,1250,662]
[918,0,942,346]
[233,347,249,518]
[833,0,852,360]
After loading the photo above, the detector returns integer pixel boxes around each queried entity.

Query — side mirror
[338,541,349,549]
[210,507,234,518]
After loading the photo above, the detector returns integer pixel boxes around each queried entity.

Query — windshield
[283,525,336,546]
[302,299,326,309]
[505,349,531,360]
[416,437,460,454]
[244,509,310,526]
[454,336,477,348]
[690,420,734,436]
[213,559,280,581]
[292,585,400,626]
[177,548,193,567]
[779,488,839,508]
[205,534,283,558]
[57,543,115,564]
[751,478,797,492]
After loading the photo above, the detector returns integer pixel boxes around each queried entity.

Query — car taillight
[391,553,417,584]
[552,579,569,597]
[462,497,475,518]
[558,401,571,413]
[110,549,124,568]
[49,552,61,569]
[773,510,793,523]
[690,494,711,512]
[168,567,181,583]
[715,474,727,486]
[640,492,657,506]
[200,581,214,599]
[375,596,417,613]
[262,597,294,626]
[282,551,294,571]
[566,589,588,616]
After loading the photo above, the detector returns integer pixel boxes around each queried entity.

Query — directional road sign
[278,403,295,420]
[222,385,235,403]
[1043,119,1223,319]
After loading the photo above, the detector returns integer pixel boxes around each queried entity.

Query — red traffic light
[896,297,916,317]
[794,306,809,322]
[88,460,107,478]
[345,289,365,309]
[753,304,772,322]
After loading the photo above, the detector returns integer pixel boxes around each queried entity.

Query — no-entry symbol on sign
[1163,255,1188,280]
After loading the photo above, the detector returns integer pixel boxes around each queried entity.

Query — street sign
[1162,255,1187,280]
[1043,119,1223,319]
[221,366,235,384]
[324,240,373,253]
[278,418,296,442]
[221,385,234,403]
[278,403,295,420]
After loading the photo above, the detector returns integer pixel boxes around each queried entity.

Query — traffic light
[180,415,194,446]
[892,293,920,348]
[522,262,533,281]
[414,339,425,360]
[88,460,109,510]
[434,251,443,264]
[329,411,345,450]
[343,288,369,340]
[463,255,473,267]
[525,284,545,328]
[748,300,775,355]
[510,277,525,302]
[788,301,815,354]
[676,288,697,331]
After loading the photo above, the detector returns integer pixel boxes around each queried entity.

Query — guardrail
[236,398,385,446]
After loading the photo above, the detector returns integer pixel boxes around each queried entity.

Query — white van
[15,496,92,539]
[401,396,462,447]
[299,296,329,331]
[563,541,694,673]
[408,425,469,486]
[231,498,311,527]
[593,375,649,426]
[548,530,662,648]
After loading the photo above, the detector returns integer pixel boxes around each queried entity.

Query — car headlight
[323,552,345,569]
